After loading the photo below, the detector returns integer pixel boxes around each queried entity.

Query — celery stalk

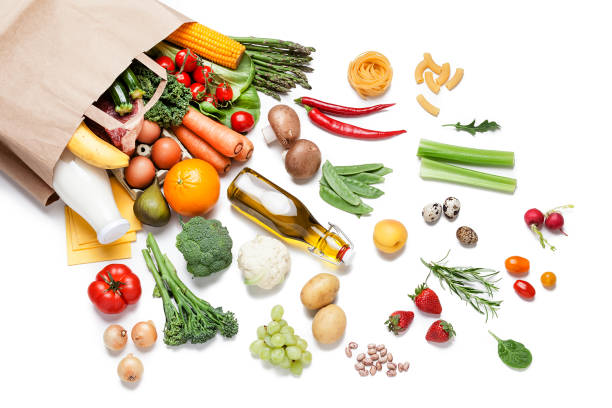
[420,158,517,193]
[417,139,515,167]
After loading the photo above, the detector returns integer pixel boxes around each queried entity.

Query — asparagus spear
[231,37,315,54]
[247,50,312,65]
[255,66,311,89]
[254,85,281,101]
[253,77,292,93]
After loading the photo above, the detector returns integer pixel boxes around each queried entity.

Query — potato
[300,273,340,310]
[373,219,407,253]
[312,304,346,344]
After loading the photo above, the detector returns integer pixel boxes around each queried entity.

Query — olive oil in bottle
[227,168,353,265]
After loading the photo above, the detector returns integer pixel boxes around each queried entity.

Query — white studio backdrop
[1,0,610,406]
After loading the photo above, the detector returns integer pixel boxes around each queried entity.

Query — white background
[1,0,610,406]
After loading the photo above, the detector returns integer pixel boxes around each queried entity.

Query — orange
[505,256,530,275]
[163,159,220,216]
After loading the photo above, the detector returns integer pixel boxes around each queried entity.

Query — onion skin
[103,325,127,351]
[131,321,157,348]
[117,353,143,383]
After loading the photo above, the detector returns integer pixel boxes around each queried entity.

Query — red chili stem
[296,97,395,116]
[304,106,406,140]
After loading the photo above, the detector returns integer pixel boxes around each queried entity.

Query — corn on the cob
[166,22,245,69]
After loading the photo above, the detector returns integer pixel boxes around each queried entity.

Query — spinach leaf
[489,331,532,369]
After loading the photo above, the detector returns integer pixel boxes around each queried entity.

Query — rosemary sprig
[422,254,502,321]
[443,119,501,135]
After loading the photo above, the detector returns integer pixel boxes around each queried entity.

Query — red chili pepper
[296,97,395,116]
[305,106,406,140]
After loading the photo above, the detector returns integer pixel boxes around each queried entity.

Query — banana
[67,122,129,169]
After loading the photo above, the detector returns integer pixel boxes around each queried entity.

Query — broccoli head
[176,217,233,277]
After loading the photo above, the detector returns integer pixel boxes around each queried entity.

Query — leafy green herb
[489,331,532,369]
[443,120,500,135]
[422,253,502,320]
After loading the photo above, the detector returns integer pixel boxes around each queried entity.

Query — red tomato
[155,56,175,72]
[87,264,142,314]
[215,82,233,103]
[175,49,198,72]
[231,111,255,133]
[202,93,216,106]
[190,83,207,101]
[513,280,536,299]
[193,65,213,84]
[174,72,192,87]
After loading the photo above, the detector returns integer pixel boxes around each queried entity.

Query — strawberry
[385,311,414,334]
[409,283,442,314]
[425,320,455,343]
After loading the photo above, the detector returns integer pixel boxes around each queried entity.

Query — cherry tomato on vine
[193,65,213,84]
[540,272,557,288]
[505,256,530,276]
[174,48,198,72]
[215,82,233,103]
[189,83,207,101]
[174,71,192,87]
[202,93,216,106]
[513,280,536,299]
[231,111,255,133]
[155,56,175,72]
[87,264,141,314]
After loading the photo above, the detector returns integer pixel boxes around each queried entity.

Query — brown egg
[137,120,161,144]
[125,156,155,189]
[151,138,182,169]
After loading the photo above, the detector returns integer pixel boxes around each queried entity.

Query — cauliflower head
[176,217,233,277]
[238,235,291,290]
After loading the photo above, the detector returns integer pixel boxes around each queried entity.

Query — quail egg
[422,202,442,224]
[443,197,461,220]
[456,226,478,246]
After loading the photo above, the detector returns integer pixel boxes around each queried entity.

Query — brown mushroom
[283,139,321,179]
[262,105,301,148]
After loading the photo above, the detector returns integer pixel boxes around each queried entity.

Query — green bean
[340,176,384,198]
[333,163,384,176]
[347,172,385,184]
[319,185,373,215]
[322,161,362,206]
[368,167,393,177]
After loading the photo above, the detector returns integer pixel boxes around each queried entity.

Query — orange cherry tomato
[505,256,530,275]
[163,159,220,216]
[541,272,556,288]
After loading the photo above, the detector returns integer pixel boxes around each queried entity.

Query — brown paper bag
[0,0,190,205]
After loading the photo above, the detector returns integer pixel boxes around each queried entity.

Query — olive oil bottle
[227,168,353,265]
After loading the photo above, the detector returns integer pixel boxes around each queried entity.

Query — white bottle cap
[340,246,355,266]
[97,218,131,245]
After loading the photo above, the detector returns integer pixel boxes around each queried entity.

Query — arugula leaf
[443,120,500,135]
[489,331,532,369]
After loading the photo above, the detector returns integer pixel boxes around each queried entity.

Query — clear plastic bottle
[53,150,130,244]
[227,168,353,265]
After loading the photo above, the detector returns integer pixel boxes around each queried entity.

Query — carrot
[234,134,254,162]
[182,107,243,157]
[172,125,231,174]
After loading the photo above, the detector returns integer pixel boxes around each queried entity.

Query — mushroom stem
[262,126,277,144]
[281,150,288,162]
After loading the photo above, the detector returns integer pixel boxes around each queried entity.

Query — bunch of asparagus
[231,37,315,101]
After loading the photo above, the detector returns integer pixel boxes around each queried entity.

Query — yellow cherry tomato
[540,271,556,288]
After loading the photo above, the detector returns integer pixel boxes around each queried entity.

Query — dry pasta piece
[436,63,450,86]
[423,53,442,74]
[414,59,428,84]
[416,94,439,116]
[446,68,464,90]
[424,71,440,94]
[348,51,393,98]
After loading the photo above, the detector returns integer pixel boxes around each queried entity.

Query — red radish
[524,208,556,251]
[545,204,574,235]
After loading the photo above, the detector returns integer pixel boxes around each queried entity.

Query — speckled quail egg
[422,202,443,224]
[456,226,478,246]
[443,197,461,220]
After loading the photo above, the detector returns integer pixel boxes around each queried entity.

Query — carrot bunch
[173,107,253,174]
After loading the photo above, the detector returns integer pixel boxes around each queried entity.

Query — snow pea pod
[319,184,373,215]
[333,163,383,175]
[340,176,384,198]
[347,172,385,185]
[322,161,362,206]
[368,167,393,177]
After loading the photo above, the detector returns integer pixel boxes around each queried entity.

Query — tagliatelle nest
[347,51,393,98]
